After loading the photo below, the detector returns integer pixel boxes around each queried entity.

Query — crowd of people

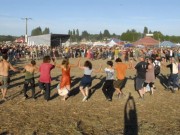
[0,43,180,102]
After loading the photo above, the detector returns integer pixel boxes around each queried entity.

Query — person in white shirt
[79,60,102,101]
[102,61,114,101]
[166,58,179,92]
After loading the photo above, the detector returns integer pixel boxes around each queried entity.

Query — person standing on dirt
[134,56,147,99]
[0,54,18,101]
[102,60,114,101]
[143,58,155,95]
[39,56,56,101]
[113,58,128,98]
[166,57,179,92]
[21,60,38,100]
[56,58,80,101]
[79,60,102,102]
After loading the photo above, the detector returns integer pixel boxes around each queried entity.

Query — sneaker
[107,98,112,101]
[82,96,88,102]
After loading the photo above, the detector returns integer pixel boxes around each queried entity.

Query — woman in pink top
[39,56,55,101]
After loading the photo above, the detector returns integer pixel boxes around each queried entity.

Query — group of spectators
[1,43,180,62]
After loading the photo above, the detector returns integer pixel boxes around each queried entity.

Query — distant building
[28,34,70,47]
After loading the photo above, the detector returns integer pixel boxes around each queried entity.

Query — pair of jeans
[102,80,114,99]
[168,74,179,89]
[39,82,51,101]
[24,78,35,98]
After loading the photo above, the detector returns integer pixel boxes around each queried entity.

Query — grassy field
[0,58,180,135]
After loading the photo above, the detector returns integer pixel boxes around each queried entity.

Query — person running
[134,56,147,99]
[0,54,18,101]
[21,60,38,100]
[102,60,114,101]
[56,58,80,100]
[39,56,56,101]
[79,60,101,102]
[113,58,128,98]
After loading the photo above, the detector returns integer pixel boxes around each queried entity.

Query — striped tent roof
[160,41,176,47]
[133,36,159,46]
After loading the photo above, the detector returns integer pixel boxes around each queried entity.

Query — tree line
[31,27,50,36]
[1,26,180,43]
[68,27,180,43]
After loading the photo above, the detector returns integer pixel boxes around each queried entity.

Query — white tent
[106,40,118,47]
[93,41,106,46]
[176,43,180,46]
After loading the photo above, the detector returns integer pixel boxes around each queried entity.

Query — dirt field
[0,58,180,135]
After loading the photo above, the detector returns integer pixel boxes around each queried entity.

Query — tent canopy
[106,38,123,46]
[133,36,159,46]
[160,41,175,47]
[124,43,134,47]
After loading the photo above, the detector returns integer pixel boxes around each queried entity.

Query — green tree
[73,29,76,36]
[68,30,71,35]
[0,35,16,42]
[31,26,42,36]
[98,31,103,41]
[103,29,111,40]
[76,29,80,42]
[121,29,141,42]
[68,30,73,42]
[143,26,148,36]
[43,27,50,34]
[81,31,89,40]
[153,31,163,41]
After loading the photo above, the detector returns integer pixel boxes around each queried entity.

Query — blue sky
[0,0,180,36]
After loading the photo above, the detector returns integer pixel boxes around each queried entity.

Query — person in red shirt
[39,56,55,101]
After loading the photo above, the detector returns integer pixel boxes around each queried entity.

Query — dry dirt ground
[0,58,180,135]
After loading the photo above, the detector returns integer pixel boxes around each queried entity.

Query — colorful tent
[15,37,25,43]
[124,43,134,47]
[160,41,176,47]
[133,36,159,46]
[106,38,124,47]
[93,41,106,46]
